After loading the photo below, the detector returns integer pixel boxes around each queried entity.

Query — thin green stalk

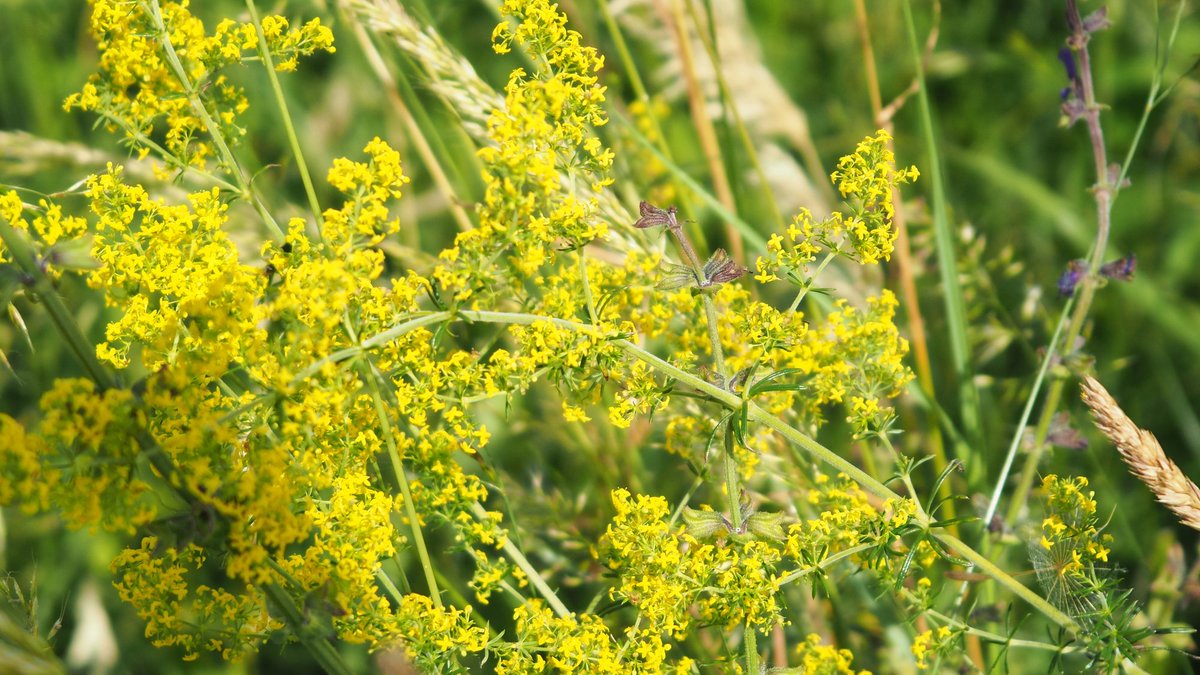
[1005,0,1119,525]
[744,628,759,674]
[1115,0,1185,192]
[145,0,283,240]
[984,298,1072,528]
[664,222,728,377]
[921,607,1081,653]
[900,0,981,456]
[0,215,111,388]
[776,544,874,587]
[935,532,1078,634]
[723,426,742,526]
[878,433,928,522]
[245,0,323,226]
[376,568,405,604]
[95,111,241,193]
[788,252,837,314]
[262,583,353,675]
[361,361,443,608]
[701,296,727,377]
[577,250,598,324]
[471,503,571,618]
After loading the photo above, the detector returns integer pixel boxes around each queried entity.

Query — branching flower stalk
[323,306,1083,636]
[244,0,323,225]
[1005,0,1119,527]
[361,362,442,609]
[145,0,283,239]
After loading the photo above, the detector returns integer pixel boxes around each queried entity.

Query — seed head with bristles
[1080,376,1200,532]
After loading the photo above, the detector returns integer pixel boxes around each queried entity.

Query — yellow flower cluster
[793,633,871,674]
[598,489,783,639]
[0,379,153,533]
[756,130,919,283]
[910,625,959,670]
[0,192,87,267]
[435,0,614,302]
[63,0,333,167]
[1,0,944,669]
[495,600,692,674]
[0,128,521,660]
[788,291,913,434]
[784,473,917,569]
[715,286,912,434]
[111,537,279,661]
[1038,475,1112,578]
[86,167,268,372]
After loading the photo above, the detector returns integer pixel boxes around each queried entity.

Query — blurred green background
[1,0,1198,671]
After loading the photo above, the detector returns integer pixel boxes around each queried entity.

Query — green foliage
[0,0,1197,673]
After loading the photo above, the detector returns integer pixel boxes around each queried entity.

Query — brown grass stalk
[1081,376,1200,532]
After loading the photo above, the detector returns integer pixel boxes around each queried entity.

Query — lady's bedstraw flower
[757,130,918,283]
[111,537,279,661]
[783,291,913,433]
[25,379,154,533]
[434,0,614,302]
[784,473,917,572]
[598,489,785,642]
[64,1,334,168]
[1031,475,1118,623]
[0,192,89,272]
[911,625,961,670]
[791,633,870,674]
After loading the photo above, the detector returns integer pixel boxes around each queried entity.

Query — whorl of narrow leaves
[1081,376,1200,532]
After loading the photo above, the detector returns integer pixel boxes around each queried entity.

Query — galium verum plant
[0,0,1172,672]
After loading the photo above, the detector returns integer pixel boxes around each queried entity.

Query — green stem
[576,250,598,324]
[983,298,1072,528]
[665,224,728,377]
[145,0,283,239]
[879,433,928,521]
[776,544,874,586]
[245,0,323,227]
[723,425,742,527]
[262,583,352,675]
[0,216,111,389]
[900,0,980,451]
[701,295,727,377]
[935,532,1078,633]
[744,628,759,674]
[787,252,837,314]
[471,503,571,618]
[361,361,443,608]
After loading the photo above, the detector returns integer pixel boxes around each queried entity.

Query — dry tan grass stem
[1080,376,1200,532]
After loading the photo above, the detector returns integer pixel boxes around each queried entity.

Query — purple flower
[1058,258,1087,297]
